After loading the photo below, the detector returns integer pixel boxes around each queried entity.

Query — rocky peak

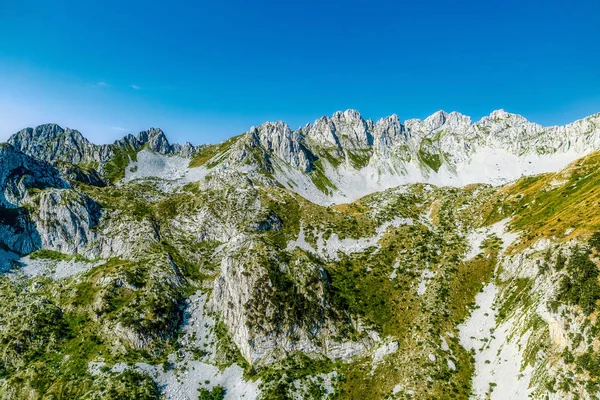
[477,110,542,136]
[8,124,97,165]
[444,112,472,130]
[331,109,372,149]
[137,128,173,155]
[480,109,534,127]
[373,115,406,156]
[305,116,342,150]
[374,115,404,137]
[489,109,510,120]
[179,142,197,158]
[423,110,448,131]
[249,122,312,172]
[8,124,64,152]
[14,123,64,142]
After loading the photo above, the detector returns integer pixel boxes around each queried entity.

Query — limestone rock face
[179,142,198,158]
[373,115,406,156]
[0,145,128,257]
[0,144,69,208]
[305,117,342,150]
[330,109,372,150]
[249,121,313,172]
[137,128,173,154]
[26,189,102,256]
[0,145,103,254]
[6,124,200,173]
[208,238,371,365]
[8,124,107,166]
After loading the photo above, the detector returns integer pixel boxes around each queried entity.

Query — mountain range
[0,109,599,399]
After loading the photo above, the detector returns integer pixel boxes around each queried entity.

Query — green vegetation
[418,139,443,172]
[308,159,337,195]
[318,149,343,169]
[254,353,335,400]
[189,134,243,168]
[89,369,160,399]
[0,249,190,397]
[198,385,226,400]
[213,320,247,368]
[103,145,140,183]
[78,160,100,171]
[311,187,499,399]
[346,150,372,170]
[486,152,600,249]
[554,244,600,315]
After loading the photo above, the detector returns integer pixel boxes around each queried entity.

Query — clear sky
[1,0,599,145]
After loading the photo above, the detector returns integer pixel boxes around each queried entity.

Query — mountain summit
[7,109,600,205]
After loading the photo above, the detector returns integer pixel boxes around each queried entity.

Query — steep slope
[455,152,600,400]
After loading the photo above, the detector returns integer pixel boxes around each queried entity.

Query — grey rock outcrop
[136,128,173,154]
[373,115,406,157]
[8,124,108,166]
[248,122,313,172]
[0,144,69,208]
[0,145,107,256]
[25,189,102,256]
[6,124,202,177]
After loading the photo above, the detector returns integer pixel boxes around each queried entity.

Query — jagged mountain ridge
[243,108,600,204]
[8,124,201,160]
[7,124,202,183]
[7,108,600,204]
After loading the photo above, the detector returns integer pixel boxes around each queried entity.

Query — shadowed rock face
[0,144,69,208]
[0,145,104,255]
[8,124,101,165]
[7,124,201,170]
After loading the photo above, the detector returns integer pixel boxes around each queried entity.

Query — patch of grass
[496,278,533,322]
[346,150,372,170]
[103,145,139,183]
[448,249,497,324]
[486,152,600,250]
[554,244,600,315]
[308,159,337,195]
[319,149,343,168]
[189,134,243,168]
[418,139,443,172]
[198,385,226,400]
[254,352,335,400]
[214,321,247,369]
[78,161,100,171]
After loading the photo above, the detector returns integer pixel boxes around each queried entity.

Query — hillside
[0,110,600,399]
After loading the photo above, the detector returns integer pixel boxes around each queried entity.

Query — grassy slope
[3,151,600,398]
[188,134,243,168]
[474,151,600,250]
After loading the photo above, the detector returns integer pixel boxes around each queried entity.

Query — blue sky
[1,0,599,145]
